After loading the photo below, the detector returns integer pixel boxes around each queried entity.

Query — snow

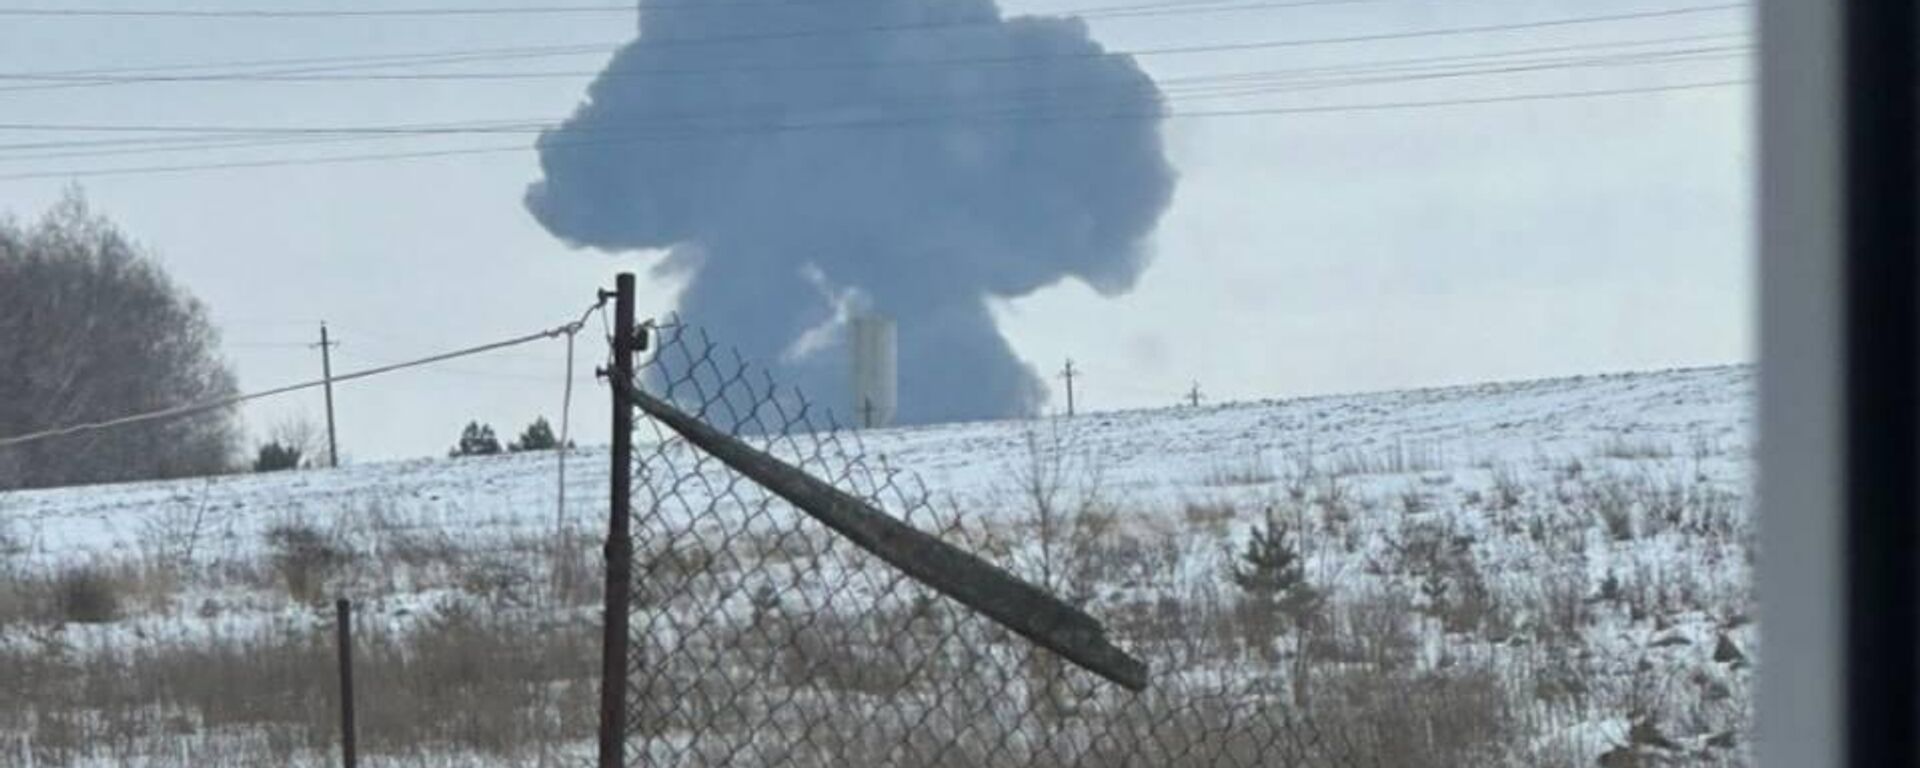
[0,362,1756,766]
[3,364,1751,562]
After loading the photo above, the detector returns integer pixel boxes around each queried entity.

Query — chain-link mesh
[620,320,1339,768]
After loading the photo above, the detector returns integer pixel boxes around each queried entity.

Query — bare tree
[1003,421,1111,720]
[259,415,325,469]
[0,191,240,489]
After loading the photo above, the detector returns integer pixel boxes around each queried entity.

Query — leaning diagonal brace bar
[623,380,1150,691]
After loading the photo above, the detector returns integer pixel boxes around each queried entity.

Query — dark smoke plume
[527,0,1174,423]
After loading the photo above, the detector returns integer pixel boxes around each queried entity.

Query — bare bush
[1313,589,1418,671]
[1003,423,1116,718]
[53,565,122,623]
[1004,423,1109,604]
[139,480,217,569]
[1578,477,1638,541]
[1388,519,1500,637]
[460,553,538,607]
[1533,567,1591,648]
[1488,463,1526,511]
[545,525,603,608]
[264,519,353,604]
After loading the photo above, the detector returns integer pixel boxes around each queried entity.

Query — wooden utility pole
[314,323,340,468]
[1060,359,1078,417]
[597,274,637,768]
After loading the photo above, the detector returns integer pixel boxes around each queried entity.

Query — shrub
[55,566,122,623]
[1581,479,1637,541]
[252,441,303,472]
[1390,520,1498,636]
[265,522,352,604]
[1230,505,1321,661]
[1488,464,1525,511]
[449,422,502,457]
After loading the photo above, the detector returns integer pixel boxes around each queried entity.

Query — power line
[0,311,602,450]
[0,78,1748,181]
[0,0,1371,19]
[333,349,572,383]
[0,0,1408,98]
[0,34,1750,91]
[0,2,641,17]
[0,3,1746,91]
[0,35,1748,161]
[0,42,1750,138]
[0,44,615,96]
[0,45,1749,166]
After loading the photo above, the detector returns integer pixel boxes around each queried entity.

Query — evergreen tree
[510,417,559,452]
[450,422,502,457]
[1229,505,1321,662]
[253,441,303,472]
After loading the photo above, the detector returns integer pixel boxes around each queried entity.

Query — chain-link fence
[616,320,1363,768]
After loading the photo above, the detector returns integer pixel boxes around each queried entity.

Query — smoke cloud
[527,0,1175,424]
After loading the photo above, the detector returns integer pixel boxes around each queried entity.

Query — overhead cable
[0,308,603,450]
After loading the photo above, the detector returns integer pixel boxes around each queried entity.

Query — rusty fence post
[335,598,357,768]
[597,273,636,768]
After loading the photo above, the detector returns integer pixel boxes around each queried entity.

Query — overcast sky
[0,0,1753,462]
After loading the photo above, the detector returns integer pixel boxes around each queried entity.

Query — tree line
[1,191,575,490]
[248,416,570,472]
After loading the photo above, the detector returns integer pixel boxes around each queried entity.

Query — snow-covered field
[0,363,1755,767]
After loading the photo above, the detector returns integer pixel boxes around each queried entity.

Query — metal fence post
[335,598,357,768]
[598,273,636,768]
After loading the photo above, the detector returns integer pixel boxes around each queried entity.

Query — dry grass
[1325,439,1446,477]
[1597,434,1675,461]
[0,599,598,765]
[0,436,1754,767]
[1203,449,1277,487]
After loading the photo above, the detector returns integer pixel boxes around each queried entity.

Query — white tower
[850,315,898,429]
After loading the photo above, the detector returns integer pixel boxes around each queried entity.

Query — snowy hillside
[0,364,1755,767]
[5,364,1750,561]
